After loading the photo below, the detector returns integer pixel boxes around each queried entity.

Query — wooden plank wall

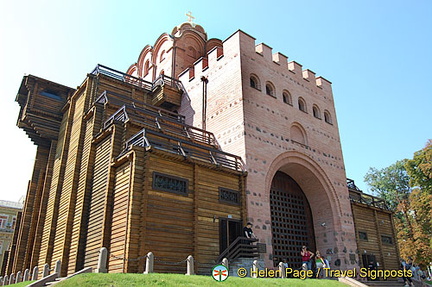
[111,150,245,274]
[376,212,400,270]
[143,153,195,274]
[194,166,243,274]
[30,141,58,269]
[83,135,112,269]
[67,105,101,274]
[352,204,399,271]
[51,90,87,275]
[12,144,50,272]
[109,161,131,273]
[38,113,69,268]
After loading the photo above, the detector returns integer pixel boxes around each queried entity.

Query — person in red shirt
[301,246,314,270]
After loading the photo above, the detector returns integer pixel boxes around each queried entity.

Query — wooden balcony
[15,75,75,146]
[151,75,183,109]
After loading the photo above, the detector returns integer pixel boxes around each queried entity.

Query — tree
[364,141,432,268]
[404,140,432,265]
[364,160,411,210]
[406,140,432,192]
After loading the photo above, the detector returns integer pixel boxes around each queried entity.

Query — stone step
[45,277,66,286]
[365,280,407,287]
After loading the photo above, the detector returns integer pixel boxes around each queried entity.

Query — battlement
[230,30,332,90]
[178,40,226,82]
[178,29,332,90]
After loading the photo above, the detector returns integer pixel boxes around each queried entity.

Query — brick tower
[127,22,358,269]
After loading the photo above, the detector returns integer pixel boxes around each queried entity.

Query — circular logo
[212,264,229,282]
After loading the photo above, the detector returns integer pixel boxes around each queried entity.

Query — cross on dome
[185,11,195,23]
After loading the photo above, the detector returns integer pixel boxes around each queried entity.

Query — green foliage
[364,140,432,268]
[51,273,347,287]
[364,159,411,210]
[405,140,432,191]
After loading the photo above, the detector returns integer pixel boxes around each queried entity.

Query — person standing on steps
[301,246,314,271]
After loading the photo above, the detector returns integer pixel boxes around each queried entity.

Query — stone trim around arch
[264,150,343,228]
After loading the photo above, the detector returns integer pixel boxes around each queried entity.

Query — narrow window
[298,98,307,112]
[159,50,166,63]
[250,74,260,90]
[313,105,321,119]
[266,82,275,97]
[282,91,292,105]
[359,231,368,241]
[324,110,332,124]
[250,77,257,89]
[144,60,150,76]
[219,187,240,205]
[381,235,393,245]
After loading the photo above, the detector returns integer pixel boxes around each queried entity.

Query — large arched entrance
[270,171,316,268]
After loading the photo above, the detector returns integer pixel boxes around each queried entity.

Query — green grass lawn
[6,281,35,287]
[44,273,348,287]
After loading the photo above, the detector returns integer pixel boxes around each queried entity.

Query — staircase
[217,237,259,263]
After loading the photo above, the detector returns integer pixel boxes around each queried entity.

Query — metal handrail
[217,237,258,263]
[92,64,153,90]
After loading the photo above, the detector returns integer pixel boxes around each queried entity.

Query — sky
[0,0,430,202]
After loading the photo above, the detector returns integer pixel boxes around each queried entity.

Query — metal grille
[270,171,315,268]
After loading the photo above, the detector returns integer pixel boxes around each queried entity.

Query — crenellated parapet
[252,37,332,90]
[176,29,332,93]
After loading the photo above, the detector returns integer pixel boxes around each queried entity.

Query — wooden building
[11,66,246,276]
[10,21,401,277]
[348,179,400,271]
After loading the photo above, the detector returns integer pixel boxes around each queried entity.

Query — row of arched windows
[250,74,333,124]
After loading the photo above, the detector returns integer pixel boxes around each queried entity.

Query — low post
[3,275,8,286]
[278,262,286,278]
[252,260,258,278]
[23,269,30,282]
[221,258,229,270]
[8,274,14,285]
[95,247,108,273]
[15,271,22,283]
[185,255,195,275]
[43,263,49,277]
[55,260,61,274]
[143,252,154,274]
[32,266,39,280]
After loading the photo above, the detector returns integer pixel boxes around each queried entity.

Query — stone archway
[265,151,343,267]
[270,171,316,268]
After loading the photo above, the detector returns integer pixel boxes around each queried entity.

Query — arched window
[313,105,321,119]
[159,50,166,63]
[298,97,307,113]
[266,82,275,97]
[282,90,292,105]
[250,74,261,90]
[324,110,332,124]
[144,60,150,76]
[290,123,307,145]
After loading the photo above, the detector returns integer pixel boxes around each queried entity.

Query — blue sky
[0,0,430,201]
